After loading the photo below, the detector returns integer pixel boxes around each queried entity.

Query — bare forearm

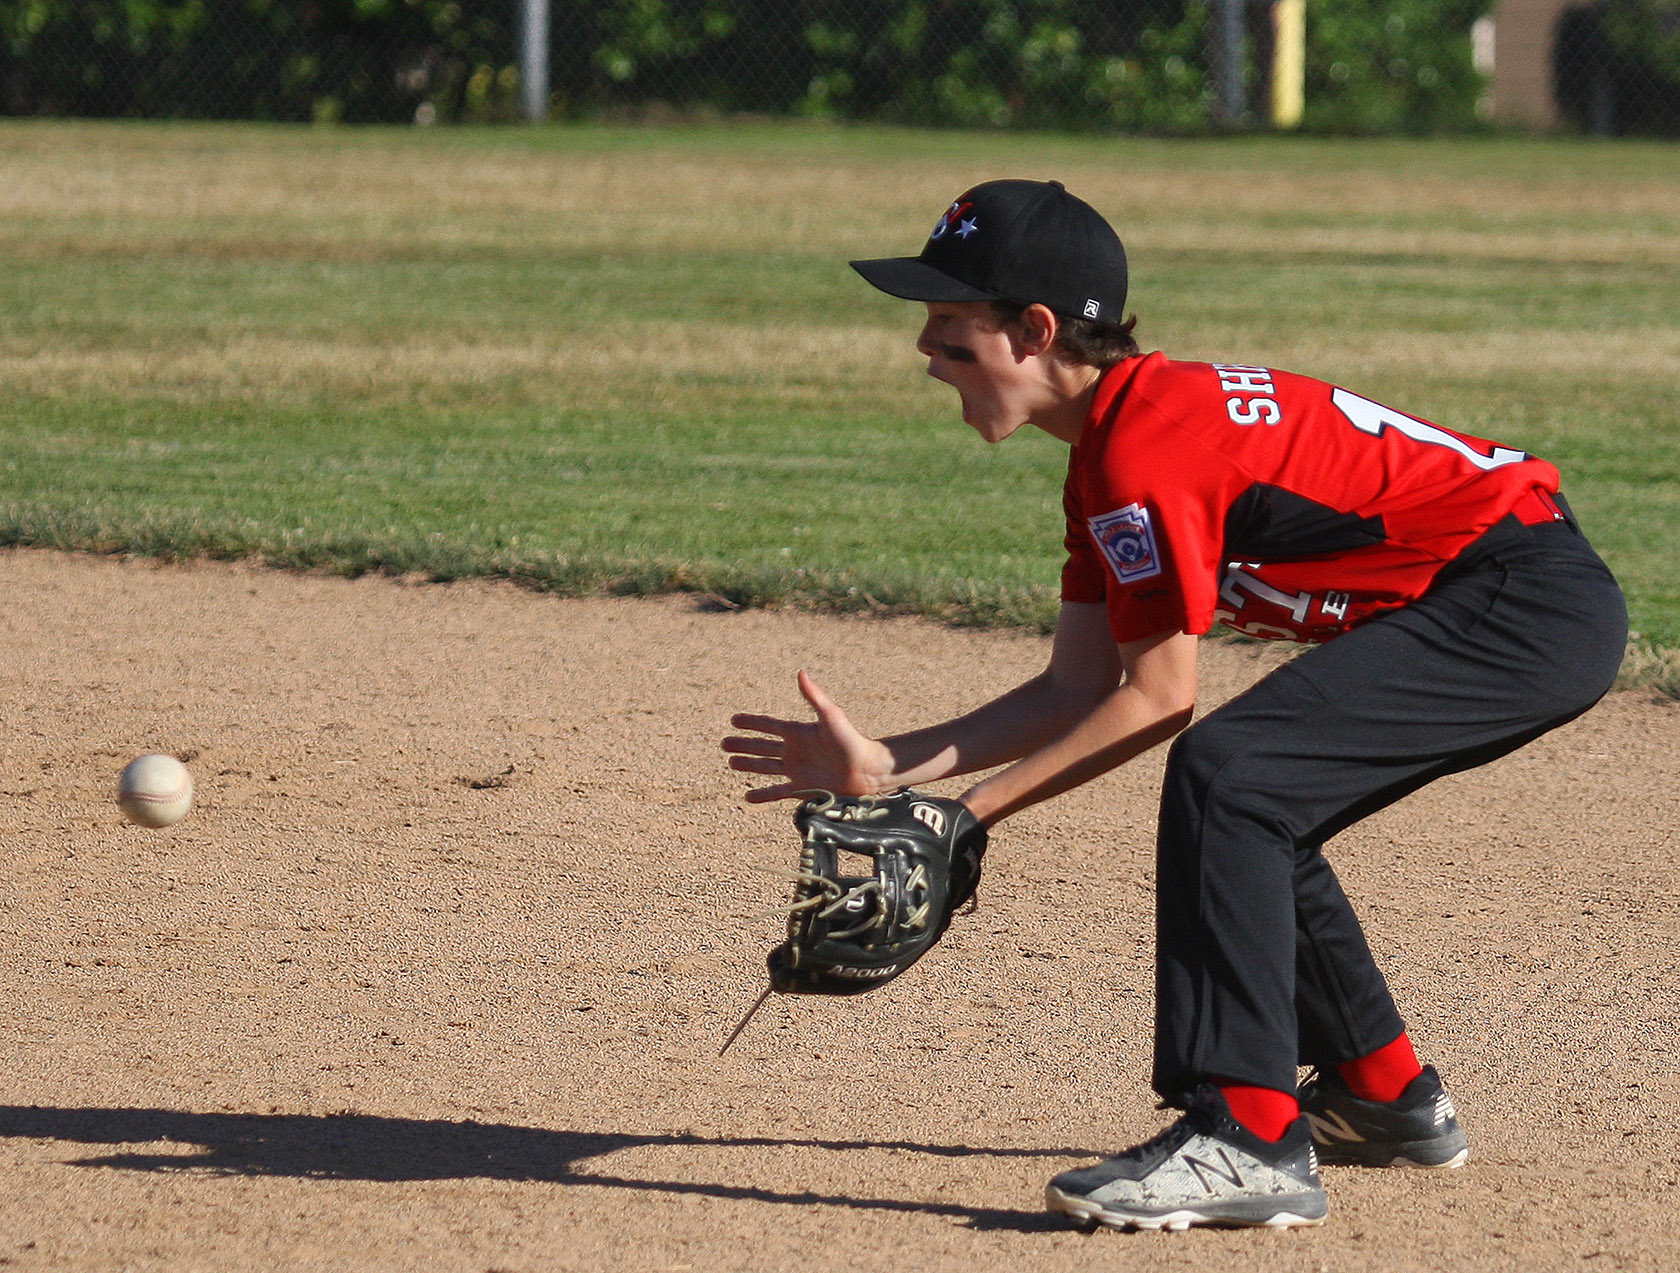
[871,610,1193,810]
[720,607,1190,812]
[959,684,1193,825]
[874,671,1097,791]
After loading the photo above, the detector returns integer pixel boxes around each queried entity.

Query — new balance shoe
[1045,1086,1328,1231]
[1299,1063,1469,1168]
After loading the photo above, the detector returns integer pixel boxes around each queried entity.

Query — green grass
[1,120,1677,688]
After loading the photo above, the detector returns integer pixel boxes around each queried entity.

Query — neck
[1031,362,1105,444]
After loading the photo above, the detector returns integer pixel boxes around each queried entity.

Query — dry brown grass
[0,324,916,408]
[7,123,1674,412]
[5,123,1678,268]
[3,321,1672,411]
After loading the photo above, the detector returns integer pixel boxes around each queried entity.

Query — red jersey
[1061,353,1562,644]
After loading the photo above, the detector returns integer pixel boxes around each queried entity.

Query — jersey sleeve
[1088,474,1231,642]
[1062,360,1242,642]
[1061,440,1226,638]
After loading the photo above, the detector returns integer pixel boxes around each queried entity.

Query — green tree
[1301,0,1491,134]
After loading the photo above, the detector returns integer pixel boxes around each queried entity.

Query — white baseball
[117,754,195,828]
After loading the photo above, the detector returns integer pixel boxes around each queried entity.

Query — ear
[1015,303,1059,357]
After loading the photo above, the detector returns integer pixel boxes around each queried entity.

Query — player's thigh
[1289,539,1625,738]
[1166,574,1584,829]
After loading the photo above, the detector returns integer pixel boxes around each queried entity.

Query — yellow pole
[1271,0,1306,129]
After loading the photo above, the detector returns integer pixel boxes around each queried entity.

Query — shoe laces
[1105,1106,1210,1167]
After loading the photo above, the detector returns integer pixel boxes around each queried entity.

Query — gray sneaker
[1045,1086,1328,1231]
[1299,1064,1469,1168]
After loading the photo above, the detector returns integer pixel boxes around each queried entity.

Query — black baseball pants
[1151,514,1628,1102]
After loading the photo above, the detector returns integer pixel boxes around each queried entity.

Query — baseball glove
[765,789,987,995]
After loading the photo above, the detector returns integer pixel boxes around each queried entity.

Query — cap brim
[849,256,999,303]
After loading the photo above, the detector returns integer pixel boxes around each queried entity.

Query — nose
[915,319,939,358]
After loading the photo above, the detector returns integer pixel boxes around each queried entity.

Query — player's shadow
[0,1104,1089,1233]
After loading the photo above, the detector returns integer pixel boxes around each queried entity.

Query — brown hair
[988,300,1141,368]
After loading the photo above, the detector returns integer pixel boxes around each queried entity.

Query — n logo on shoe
[1305,1109,1366,1143]
[1182,1148,1245,1193]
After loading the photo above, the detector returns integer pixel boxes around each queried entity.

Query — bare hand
[721,670,892,803]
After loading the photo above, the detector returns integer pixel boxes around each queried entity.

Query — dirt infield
[0,548,1675,1272]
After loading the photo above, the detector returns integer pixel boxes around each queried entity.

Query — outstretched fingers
[726,754,786,777]
[742,781,806,804]
[723,670,888,802]
[721,733,788,759]
[728,712,798,736]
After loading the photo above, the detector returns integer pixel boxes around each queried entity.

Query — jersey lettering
[1227,396,1282,426]
[1214,364,1274,392]
[1220,565,1311,623]
[1216,564,1336,641]
[1215,363,1282,428]
[1332,387,1527,471]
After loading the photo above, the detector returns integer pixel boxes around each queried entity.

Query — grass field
[2,120,1676,684]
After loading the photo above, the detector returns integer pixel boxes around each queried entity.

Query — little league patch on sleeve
[1089,503,1164,584]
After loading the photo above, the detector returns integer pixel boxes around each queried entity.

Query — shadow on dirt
[0,1105,1091,1233]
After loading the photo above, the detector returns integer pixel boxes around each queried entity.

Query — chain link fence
[1,1,1676,135]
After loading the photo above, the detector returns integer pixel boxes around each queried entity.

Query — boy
[722,180,1627,1231]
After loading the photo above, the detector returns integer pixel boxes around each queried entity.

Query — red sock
[1217,1085,1299,1142]
[1337,1032,1423,1103]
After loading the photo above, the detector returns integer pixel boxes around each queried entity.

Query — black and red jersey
[1061,353,1562,644]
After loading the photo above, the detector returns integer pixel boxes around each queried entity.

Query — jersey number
[1331,388,1527,471]
[1215,565,1321,642]
[1220,567,1309,624]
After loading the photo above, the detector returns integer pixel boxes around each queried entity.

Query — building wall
[1491,0,1574,129]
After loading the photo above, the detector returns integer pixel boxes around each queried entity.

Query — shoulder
[1078,353,1244,476]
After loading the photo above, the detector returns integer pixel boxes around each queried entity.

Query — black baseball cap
[850,179,1127,323]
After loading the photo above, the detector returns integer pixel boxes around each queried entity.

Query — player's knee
[1164,717,1244,787]
[1162,721,1277,825]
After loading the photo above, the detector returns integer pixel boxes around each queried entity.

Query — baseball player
[721,179,1627,1231]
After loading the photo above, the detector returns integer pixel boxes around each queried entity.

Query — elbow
[1163,701,1196,737]
[1164,679,1199,723]
[1135,688,1196,741]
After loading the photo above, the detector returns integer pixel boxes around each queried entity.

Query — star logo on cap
[955,217,978,238]
[929,200,974,241]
